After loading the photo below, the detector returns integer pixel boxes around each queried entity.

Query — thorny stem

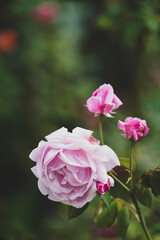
[131,194,152,240]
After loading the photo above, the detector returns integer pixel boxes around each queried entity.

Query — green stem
[109,171,131,193]
[131,194,152,240]
[98,114,130,193]
[129,142,135,189]
[98,115,104,145]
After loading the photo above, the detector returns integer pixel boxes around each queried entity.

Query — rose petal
[29,141,47,162]
[38,180,49,195]
[86,96,102,113]
[45,127,68,142]
[72,127,93,141]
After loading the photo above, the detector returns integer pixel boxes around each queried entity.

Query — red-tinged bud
[96,179,110,198]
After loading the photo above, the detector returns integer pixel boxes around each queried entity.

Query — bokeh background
[1,0,160,239]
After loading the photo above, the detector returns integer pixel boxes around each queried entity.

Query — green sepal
[67,203,89,220]
[117,207,130,237]
[101,192,112,211]
[96,200,118,229]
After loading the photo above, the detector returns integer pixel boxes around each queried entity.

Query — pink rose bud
[96,179,110,198]
[32,2,60,24]
[118,117,149,142]
[86,84,123,117]
[30,127,120,208]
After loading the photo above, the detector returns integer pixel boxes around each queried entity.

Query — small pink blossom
[118,117,149,142]
[32,2,60,24]
[30,127,120,208]
[86,84,123,117]
[96,179,110,198]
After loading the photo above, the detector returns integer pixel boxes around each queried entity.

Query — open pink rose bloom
[30,127,120,208]
[86,84,123,117]
[118,117,149,142]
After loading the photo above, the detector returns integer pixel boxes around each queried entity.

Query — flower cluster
[30,83,149,209]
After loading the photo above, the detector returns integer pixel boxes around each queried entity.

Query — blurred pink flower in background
[93,225,118,238]
[86,84,123,117]
[32,1,60,24]
[118,117,149,141]
[0,30,17,53]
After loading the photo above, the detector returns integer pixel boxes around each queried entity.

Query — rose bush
[86,84,122,117]
[30,127,120,208]
[118,117,149,142]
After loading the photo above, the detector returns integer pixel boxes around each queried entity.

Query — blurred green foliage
[0,0,160,239]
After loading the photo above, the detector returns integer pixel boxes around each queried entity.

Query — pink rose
[118,117,149,142]
[86,84,123,117]
[30,127,120,208]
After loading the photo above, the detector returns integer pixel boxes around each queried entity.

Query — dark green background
[0,0,160,239]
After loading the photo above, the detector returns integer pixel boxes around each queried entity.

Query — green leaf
[138,166,160,197]
[68,203,89,220]
[96,201,118,229]
[119,157,136,171]
[93,201,103,223]
[117,207,130,237]
[149,172,160,197]
[101,192,112,211]
[133,184,152,208]
[141,175,151,188]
